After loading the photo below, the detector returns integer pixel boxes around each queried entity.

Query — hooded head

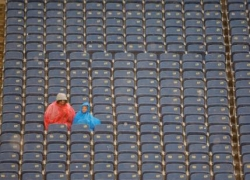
[80,102,90,113]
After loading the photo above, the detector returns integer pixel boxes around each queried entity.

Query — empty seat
[142,172,163,180]
[0,152,19,164]
[0,162,19,174]
[70,172,91,180]
[70,152,91,163]
[0,142,21,154]
[24,123,44,134]
[21,162,42,176]
[189,153,209,165]
[190,173,211,180]
[69,163,90,175]
[46,173,67,180]
[164,134,184,146]
[93,163,114,175]
[118,172,139,180]
[214,173,236,180]
[118,153,138,164]
[0,172,19,180]
[117,162,138,176]
[213,153,234,165]
[22,172,43,180]
[94,172,114,180]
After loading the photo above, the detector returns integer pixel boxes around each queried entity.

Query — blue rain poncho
[72,102,101,131]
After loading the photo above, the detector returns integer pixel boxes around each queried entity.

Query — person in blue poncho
[72,102,101,131]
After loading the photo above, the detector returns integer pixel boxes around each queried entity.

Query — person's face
[82,106,88,113]
[58,100,66,105]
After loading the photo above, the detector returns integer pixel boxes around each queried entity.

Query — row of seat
[0,123,235,180]
[224,0,250,178]
[5,0,228,55]
[2,52,230,125]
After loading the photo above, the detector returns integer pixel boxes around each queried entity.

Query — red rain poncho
[44,101,75,130]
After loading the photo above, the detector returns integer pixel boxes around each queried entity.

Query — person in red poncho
[44,93,75,130]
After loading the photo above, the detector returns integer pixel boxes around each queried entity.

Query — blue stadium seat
[209,125,231,136]
[70,172,91,180]
[213,164,234,176]
[189,153,209,165]
[186,27,203,36]
[213,153,234,165]
[189,163,210,176]
[94,152,114,164]
[70,141,90,154]
[117,124,137,135]
[187,135,207,147]
[46,152,67,165]
[117,133,137,145]
[0,152,19,164]
[3,77,22,87]
[24,123,44,134]
[21,162,42,176]
[186,35,204,46]
[214,173,236,180]
[183,97,205,107]
[70,152,91,163]
[140,134,160,145]
[162,114,183,126]
[116,113,137,125]
[22,172,43,180]
[23,134,43,148]
[94,172,114,180]
[0,162,19,174]
[46,173,67,180]
[138,105,158,117]
[2,104,22,114]
[164,134,184,146]
[0,141,21,154]
[115,95,135,106]
[207,115,230,127]
[117,162,138,176]
[6,34,24,43]
[22,152,43,164]
[165,163,186,176]
[3,86,22,96]
[1,112,22,125]
[119,172,139,180]
[145,171,164,179]
[4,69,23,78]
[46,140,67,154]
[145,3,162,12]
[165,153,185,165]
[210,135,232,147]
[118,153,138,164]
[188,144,209,155]
[106,2,122,11]
[142,163,162,176]
[185,19,203,28]
[69,163,89,175]
[211,144,233,155]
[93,162,114,175]
[163,124,183,135]
[184,115,205,126]
[160,87,181,97]
[190,173,211,180]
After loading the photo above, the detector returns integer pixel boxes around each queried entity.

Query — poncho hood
[80,102,90,113]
